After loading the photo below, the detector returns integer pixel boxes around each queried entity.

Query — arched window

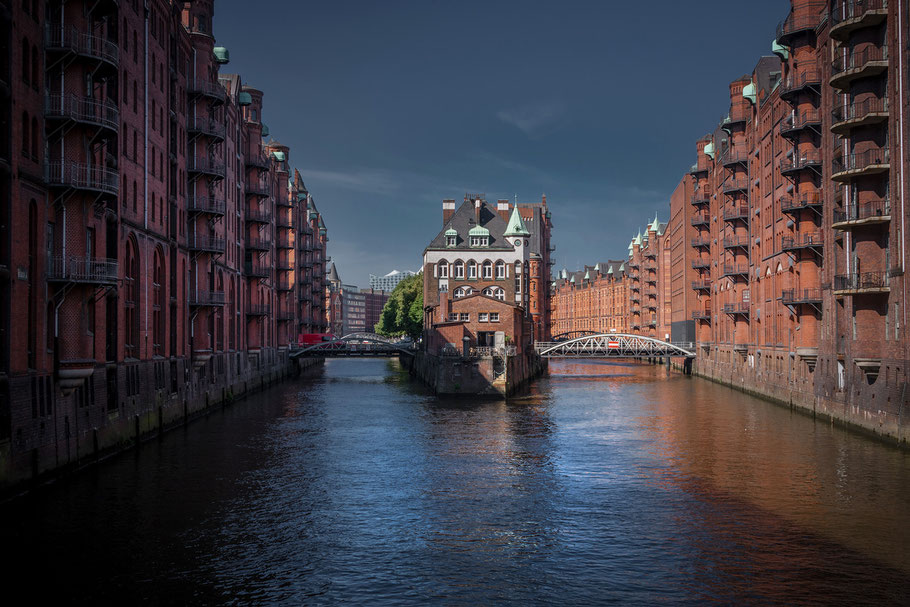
[468,260,477,279]
[437,259,449,279]
[21,111,29,154]
[454,286,472,298]
[495,261,505,279]
[152,248,165,356]
[482,261,493,279]
[454,260,464,279]
[482,286,505,301]
[124,237,140,358]
[21,38,28,86]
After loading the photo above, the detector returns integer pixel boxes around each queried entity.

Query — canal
[3,359,910,604]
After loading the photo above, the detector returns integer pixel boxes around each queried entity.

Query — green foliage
[374,273,423,340]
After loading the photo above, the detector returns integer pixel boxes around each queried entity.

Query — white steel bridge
[534,333,695,359]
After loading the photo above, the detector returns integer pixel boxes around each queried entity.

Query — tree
[375,273,423,340]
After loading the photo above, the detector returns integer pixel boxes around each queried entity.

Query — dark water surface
[3,359,910,604]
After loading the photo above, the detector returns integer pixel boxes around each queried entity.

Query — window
[482,286,505,301]
[495,261,505,279]
[460,313,469,322]
[447,313,459,322]
[454,286,472,298]
[468,262,477,279]
[479,313,488,322]
[482,261,493,279]
[490,313,500,322]
[470,236,488,247]
[446,236,456,247]
[454,261,464,279]
[438,263,448,278]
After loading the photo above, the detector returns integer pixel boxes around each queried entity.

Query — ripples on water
[2,358,910,605]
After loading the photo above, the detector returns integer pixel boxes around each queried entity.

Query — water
[3,359,910,604]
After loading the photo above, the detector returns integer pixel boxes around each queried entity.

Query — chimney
[438,289,449,323]
[497,199,510,221]
[442,199,455,224]
[474,199,481,225]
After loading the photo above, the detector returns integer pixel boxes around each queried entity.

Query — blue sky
[214,0,789,287]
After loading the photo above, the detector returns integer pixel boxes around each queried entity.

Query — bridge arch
[289,332,415,358]
[535,333,695,358]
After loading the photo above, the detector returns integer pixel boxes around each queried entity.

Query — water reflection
[0,358,908,604]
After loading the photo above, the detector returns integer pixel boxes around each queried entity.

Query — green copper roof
[445,227,458,236]
[569,276,575,283]
[743,81,757,104]
[468,225,490,236]
[704,140,715,159]
[503,206,530,237]
[272,151,286,162]
[238,91,252,106]
[618,262,625,272]
[261,123,270,137]
[772,39,789,60]
[584,270,591,280]
[213,47,230,64]
[594,263,600,272]
[607,266,614,275]
[309,211,318,220]
[633,230,642,246]
[649,213,660,232]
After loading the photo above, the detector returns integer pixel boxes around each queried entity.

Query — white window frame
[439,264,448,278]
[478,313,488,322]
[482,261,493,278]
[490,312,500,322]
[454,262,464,279]
[459,313,469,322]
[495,261,505,279]
[468,262,477,279]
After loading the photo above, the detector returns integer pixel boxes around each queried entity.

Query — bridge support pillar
[683,357,693,376]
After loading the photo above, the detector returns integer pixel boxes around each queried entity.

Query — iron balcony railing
[692,309,712,320]
[721,147,749,167]
[832,148,890,175]
[832,199,891,224]
[188,290,226,307]
[781,288,822,305]
[831,96,889,128]
[45,93,118,131]
[831,0,889,27]
[245,181,270,196]
[277,280,294,291]
[187,157,226,178]
[691,259,711,269]
[780,193,822,213]
[45,161,118,194]
[187,196,226,215]
[45,25,118,66]
[244,262,270,278]
[722,264,749,277]
[781,154,822,173]
[187,79,226,103]
[247,304,271,316]
[187,116,226,140]
[276,216,292,228]
[46,255,118,284]
[276,236,293,249]
[245,209,272,224]
[277,259,293,271]
[834,271,890,291]
[781,232,823,250]
[779,69,822,98]
[247,238,270,251]
[831,45,889,79]
[723,302,750,315]
[691,237,711,248]
[691,213,710,226]
[723,236,749,249]
[691,193,710,206]
[723,178,749,194]
[723,205,750,220]
[278,310,295,321]
[245,153,270,169]
[780,110,821,136]
[187,234,225,253]
[692,281,712,291]
[776,11,822,42]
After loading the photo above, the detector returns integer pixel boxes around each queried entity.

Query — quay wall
[410,351,547,397]
[0,351,322,494]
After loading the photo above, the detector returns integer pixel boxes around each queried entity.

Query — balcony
[830,45,889,90]
[723,107,749,129]
[691,237,711,248]
[691,213,710,227]
[692,309,712,320]
[187,157,226,179]
[691,259,710,270]
[46,256,118,285]
[723,302,750,316]
[187,234,225,254]
[723,236,749,250]
[277,259,293,271]
[780,154,821,175]
[245,181,270,197]
[278,310,295,322]
[832,199,891,229]
[780,111,821,138]
[45,161,118,195]
[187,79,227,105]
[247,304,271,316]
[630,295,641,304]
[691,192,710,206]
[45,94,118,133]
[781,232,823,252]
[779,70,822,101]
[245,153,270,170]
[781,193,823,214]
[276,216,292,228]
[277,280,294,291]
[187,117,226,141]
[244,262,270,278]
[830,0,889,41]
[831,148,889,182]
[721,147,749,167]
[831,96,889,134]
[630,284,640,292]
[776,11,822,45]
[722,178,748,194]
[247,238,270,252]
[834,271,890,296]
[187,196,226,216]
[721,264,749,279]
[781,288,822,306]
[689,161,710,176]
[45,25,118,69]
[245,209,272,224]
[723,205,749,222]
[277,236,293,249]
[188,290,226,307]
[692,281,712,291]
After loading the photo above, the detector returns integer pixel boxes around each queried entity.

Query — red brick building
[0,0,328,487]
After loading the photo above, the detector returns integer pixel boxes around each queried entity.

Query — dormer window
[470,236,488,247]
[446,236,457,247]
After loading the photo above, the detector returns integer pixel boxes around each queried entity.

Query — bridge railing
[534,334,695,358]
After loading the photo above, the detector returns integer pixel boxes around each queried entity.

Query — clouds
[496,102,566,137]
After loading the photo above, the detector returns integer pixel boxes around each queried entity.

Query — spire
[327,262,340,283]
[649,213,660,232]
[504,205,530,237]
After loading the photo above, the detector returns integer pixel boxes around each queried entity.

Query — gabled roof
[426,199,512,250]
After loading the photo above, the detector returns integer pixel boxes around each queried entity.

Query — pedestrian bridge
[535,333,695,358]
[289,333,415,359]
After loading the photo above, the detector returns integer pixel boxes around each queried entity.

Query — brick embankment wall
[0,352,324,495]
[410,352,547,396]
